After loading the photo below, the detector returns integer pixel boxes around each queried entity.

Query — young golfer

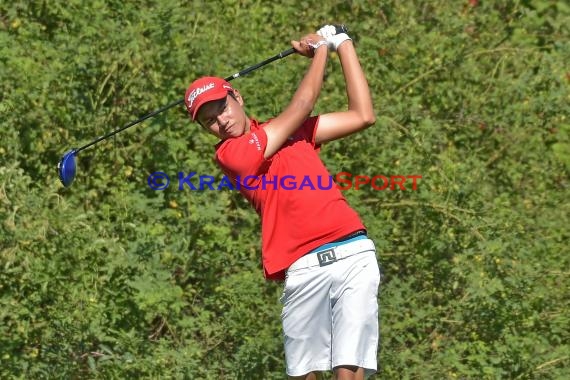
[185,25,381,380]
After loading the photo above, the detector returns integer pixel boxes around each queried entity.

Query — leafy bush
[1,0,568,378]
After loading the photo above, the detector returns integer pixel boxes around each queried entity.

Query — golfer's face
[197,94,247,140]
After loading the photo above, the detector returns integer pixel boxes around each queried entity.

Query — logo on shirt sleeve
[248,132,262,151]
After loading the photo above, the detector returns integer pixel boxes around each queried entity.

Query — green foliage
[1,0,569,378]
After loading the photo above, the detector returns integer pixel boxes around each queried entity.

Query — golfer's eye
[199,116,214,128]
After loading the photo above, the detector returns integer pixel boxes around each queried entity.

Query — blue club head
[58,150,77,187]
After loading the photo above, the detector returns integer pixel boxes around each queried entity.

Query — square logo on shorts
[317,249,337,266]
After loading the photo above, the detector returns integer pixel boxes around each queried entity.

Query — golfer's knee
[333,365,364,380]
[289,372,323,380]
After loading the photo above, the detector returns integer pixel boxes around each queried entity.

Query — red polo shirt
[215,116,365,280]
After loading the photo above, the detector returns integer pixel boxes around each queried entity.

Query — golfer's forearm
[288,47,328,115]
[263,47,327,158]
[338,42,375,124]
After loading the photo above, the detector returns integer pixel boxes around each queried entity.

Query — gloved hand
[317,24,351,51]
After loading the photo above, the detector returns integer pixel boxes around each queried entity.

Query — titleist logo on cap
[187,83,215,108]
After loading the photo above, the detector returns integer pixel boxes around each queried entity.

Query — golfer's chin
[220,127,245,140]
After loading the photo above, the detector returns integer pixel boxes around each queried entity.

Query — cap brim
[191,90,229,120]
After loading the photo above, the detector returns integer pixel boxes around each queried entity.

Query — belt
[307,229,367,254]
[288,234,375,272]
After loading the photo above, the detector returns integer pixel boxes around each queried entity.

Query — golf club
[56,49,296,188]
[58,25,348,187]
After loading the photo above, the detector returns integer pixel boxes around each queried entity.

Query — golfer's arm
[263,47,328,159]
[314,41,375,145]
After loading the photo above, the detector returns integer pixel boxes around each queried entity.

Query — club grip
[334,24,348,34]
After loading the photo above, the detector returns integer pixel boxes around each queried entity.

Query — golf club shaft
[225,48,295,80]
[75,47,297,154]
[76,98,184,154]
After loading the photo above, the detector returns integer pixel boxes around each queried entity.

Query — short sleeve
[298,115,321,150]
[215,128,269,178]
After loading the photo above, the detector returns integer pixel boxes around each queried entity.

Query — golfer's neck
[244,117,252,133]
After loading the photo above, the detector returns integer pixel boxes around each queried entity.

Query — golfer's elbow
[362,111,376,128]
[350,100,376,129]
[358,108,376,130]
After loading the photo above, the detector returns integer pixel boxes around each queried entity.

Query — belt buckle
[317,249,337,266]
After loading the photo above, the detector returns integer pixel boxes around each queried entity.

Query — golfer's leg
[331,249,381,378]
[281,266,333,377]
[333,365,365,380]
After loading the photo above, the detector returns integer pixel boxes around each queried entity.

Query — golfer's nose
[216,112,228,126]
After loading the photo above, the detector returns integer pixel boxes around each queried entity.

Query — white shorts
[280,238,381,378]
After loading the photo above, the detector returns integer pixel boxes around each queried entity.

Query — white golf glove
[317,24,351,51]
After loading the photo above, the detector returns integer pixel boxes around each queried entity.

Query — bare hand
[291,33,327,58]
